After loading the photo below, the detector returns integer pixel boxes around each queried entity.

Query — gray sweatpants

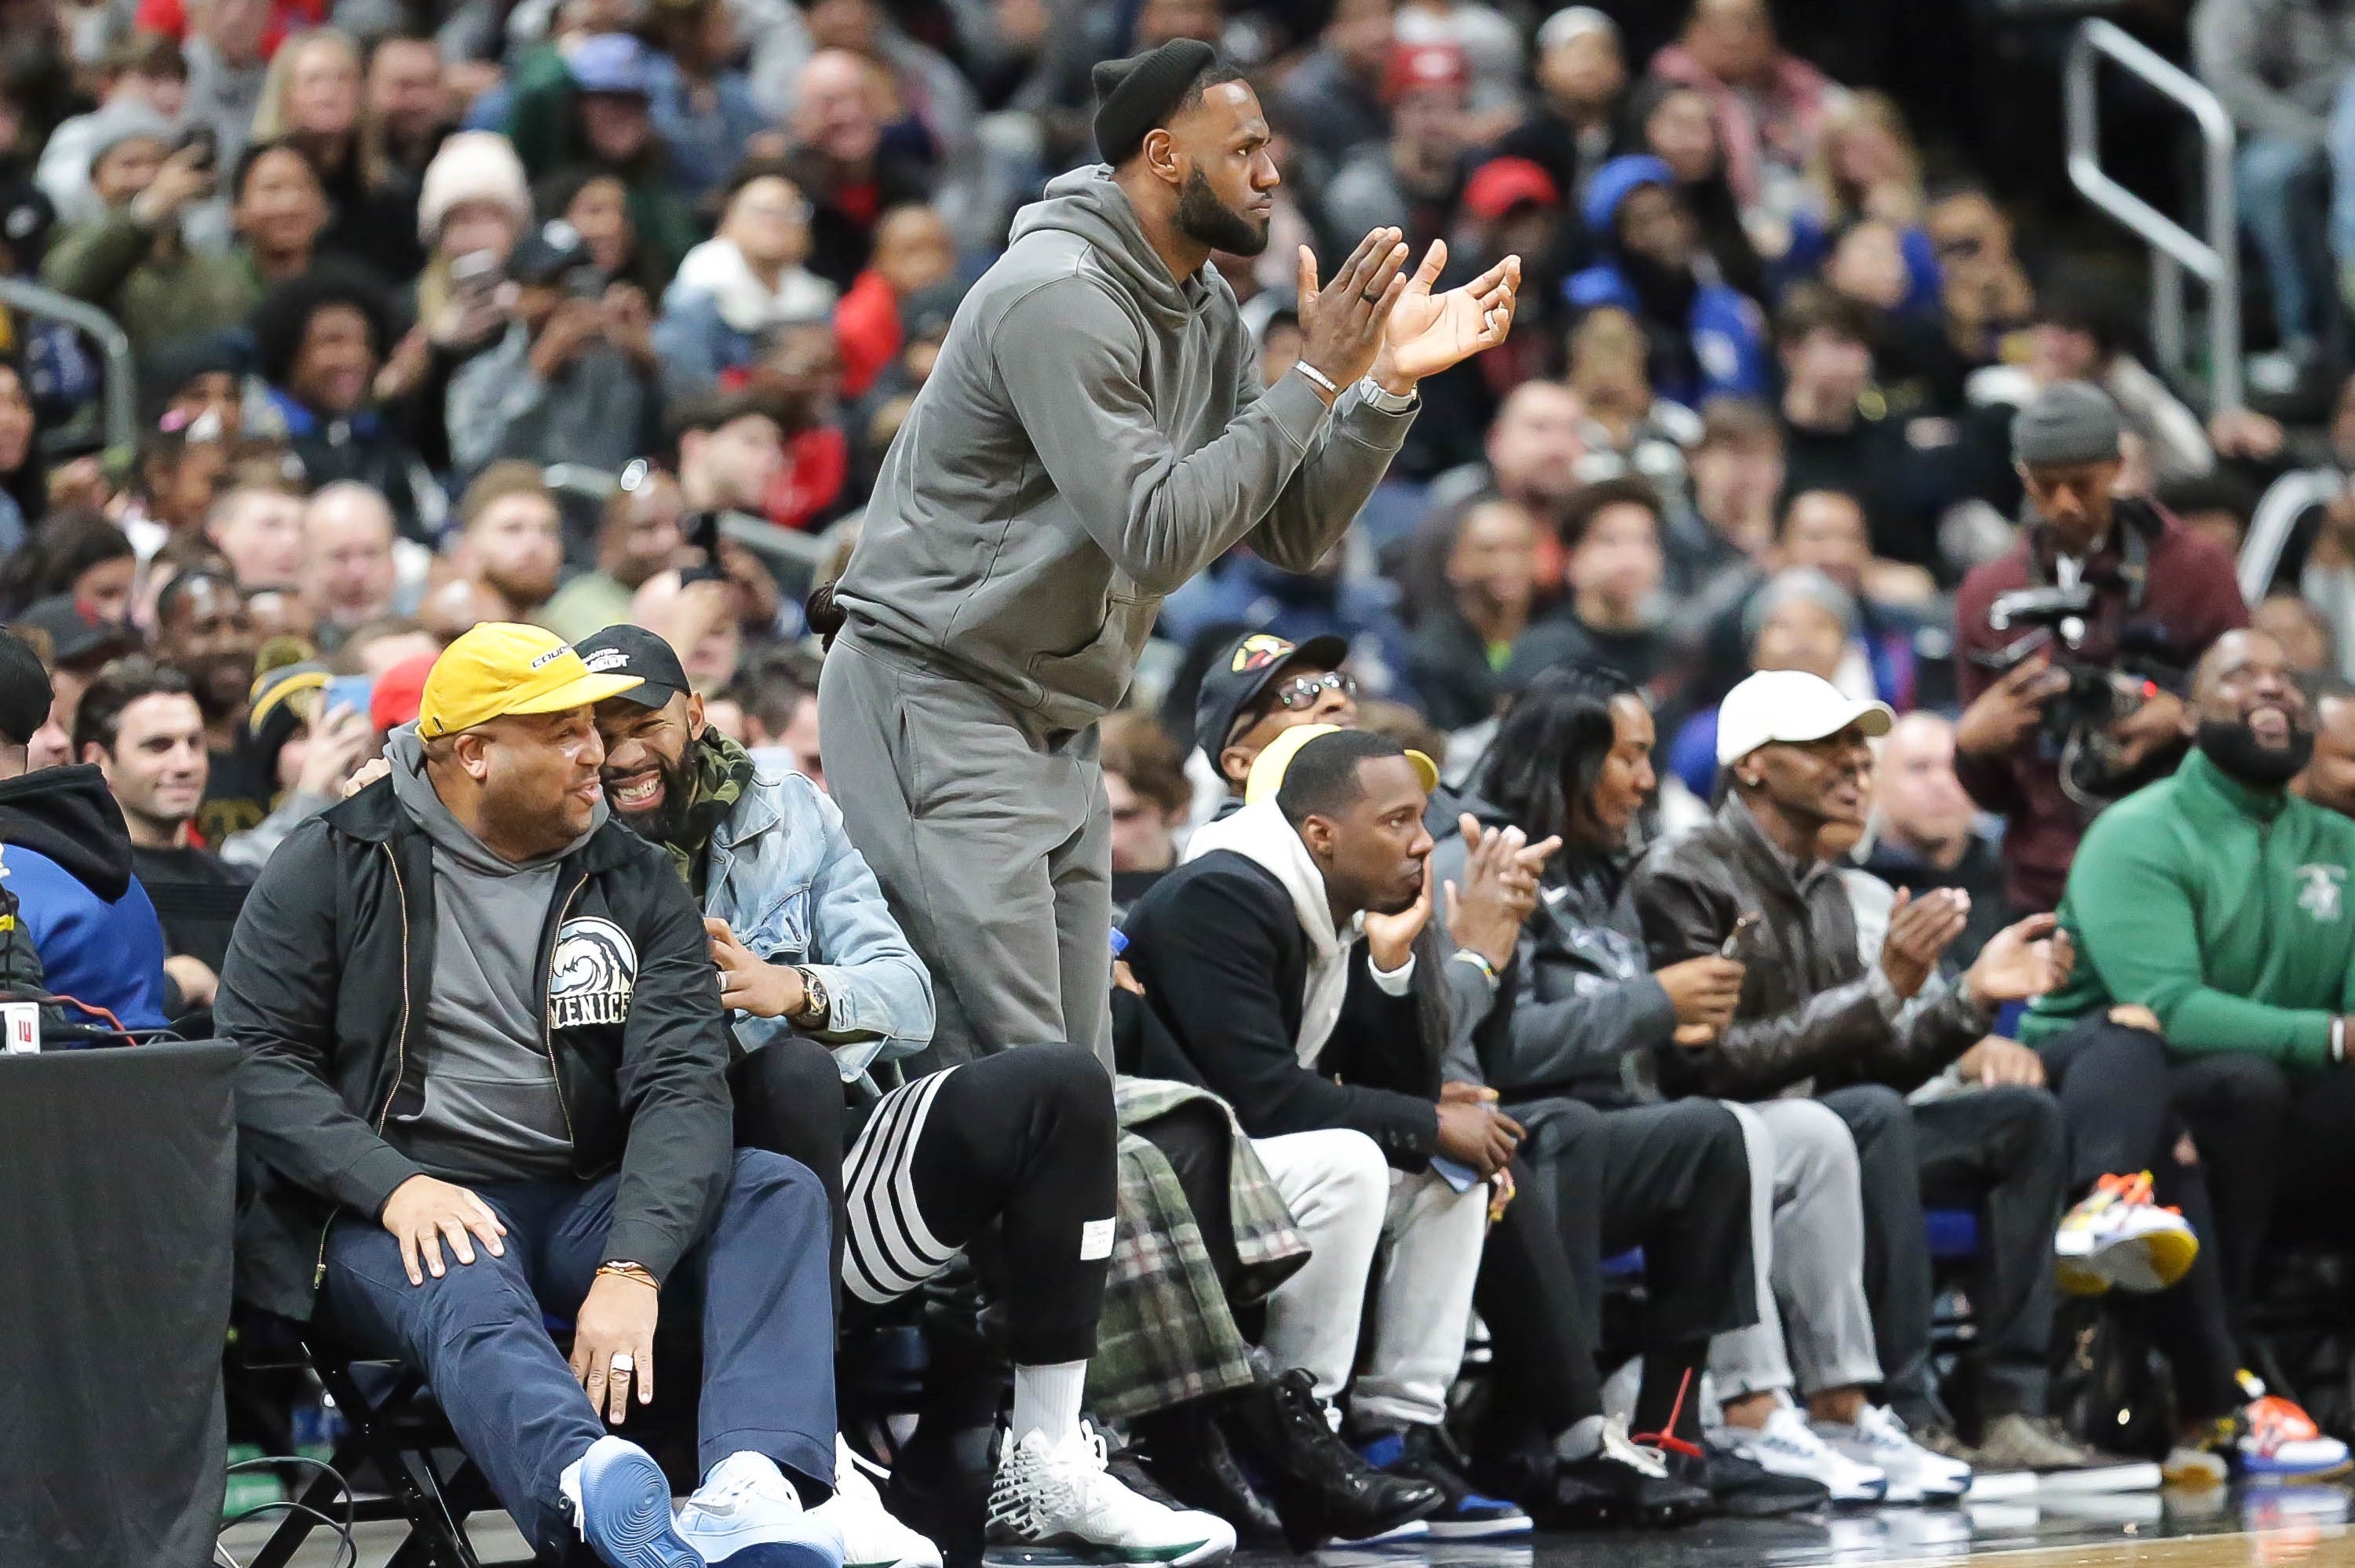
[1710,1096,1883,1401]
[817,633,1113,1071]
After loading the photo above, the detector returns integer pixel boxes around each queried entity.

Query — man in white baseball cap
[1633,667,2088,1486]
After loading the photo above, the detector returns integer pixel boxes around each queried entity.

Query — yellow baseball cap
[418,622,646,738]
[1243,722,1440,806]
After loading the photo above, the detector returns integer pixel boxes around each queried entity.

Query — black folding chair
[246,1338,531,1568]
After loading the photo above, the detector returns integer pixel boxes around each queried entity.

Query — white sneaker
[983,1424,1236,1566]
[1813,1406,1971,1503]
[2247,345,2314,397]
[1716,1406,1889,1504]
[2054,1172,2199,1295]
[814,1438,943,1568]
[677,1450,848,1568]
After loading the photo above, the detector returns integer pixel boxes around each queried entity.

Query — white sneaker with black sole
[1714,1406,1888,1505]
[1812,1406,1970,1503]
[983,1424,1236,1567]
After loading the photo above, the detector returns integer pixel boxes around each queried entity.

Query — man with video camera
[1952,381,2249,914]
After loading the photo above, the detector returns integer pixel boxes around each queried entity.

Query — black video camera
[1975,583,2184,807]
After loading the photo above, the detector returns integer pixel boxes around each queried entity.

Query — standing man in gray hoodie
[822,37,1521,1070]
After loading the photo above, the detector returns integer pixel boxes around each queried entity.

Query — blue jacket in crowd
[0,765,168,1034]
[1567,155,1770,407]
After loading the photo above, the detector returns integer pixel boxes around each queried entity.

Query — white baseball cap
[1715,669,1894,766]
[1536,5,1616,52]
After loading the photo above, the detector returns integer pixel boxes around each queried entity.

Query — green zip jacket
[2021,747,2355,1066]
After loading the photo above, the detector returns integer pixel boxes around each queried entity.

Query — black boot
[1129,1402,1285,1542]
[1225,1369,1444,1551]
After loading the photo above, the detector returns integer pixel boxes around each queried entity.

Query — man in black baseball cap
[445,216,650,484]
[577,624,725,862]
[577,619,1185,1568]
[1195,629,1356,806]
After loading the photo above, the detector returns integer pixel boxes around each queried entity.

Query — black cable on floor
[215,1453,360,1568]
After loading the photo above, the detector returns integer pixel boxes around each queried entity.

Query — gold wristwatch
[790,967,831,1030]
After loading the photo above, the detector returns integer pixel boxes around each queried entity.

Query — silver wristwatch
[1356,376,1418,414]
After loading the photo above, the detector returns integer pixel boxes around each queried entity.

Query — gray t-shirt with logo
[383,724,601,1182]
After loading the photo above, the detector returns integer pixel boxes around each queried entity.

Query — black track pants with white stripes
[733,1039,1119,1366]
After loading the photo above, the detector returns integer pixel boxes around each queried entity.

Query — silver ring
[609,1354,635,1373]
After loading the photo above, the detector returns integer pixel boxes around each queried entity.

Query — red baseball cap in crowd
[1462,157,1562,221]
[1384,41,1468,103]
[371,650,438,732]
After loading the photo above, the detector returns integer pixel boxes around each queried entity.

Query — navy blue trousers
[319,1148,836,1555]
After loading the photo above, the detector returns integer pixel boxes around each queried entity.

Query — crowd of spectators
[11,0,2355,1559]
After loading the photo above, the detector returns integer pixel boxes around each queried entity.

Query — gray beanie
[84,100,177,177]
[2010,379,2123,468]
[1743,566,1859,650]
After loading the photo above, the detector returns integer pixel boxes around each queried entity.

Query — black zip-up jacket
[1119,851,1441,1170]
[1627,793,1988,1101]
[216,777,733,1321]
[1465,845,1680,1110]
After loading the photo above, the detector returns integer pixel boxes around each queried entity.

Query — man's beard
[611,749,696,845]
[483,560,557,611]
[1174,167,1269,257]
[2197,717,2315,787]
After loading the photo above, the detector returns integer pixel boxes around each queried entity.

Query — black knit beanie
[1092,39,1219,166]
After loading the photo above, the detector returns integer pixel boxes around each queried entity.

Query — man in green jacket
[41,101,261,354]
[2025,628,2355,1484]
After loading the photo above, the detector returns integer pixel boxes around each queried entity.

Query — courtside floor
[217,1482,2355,1566]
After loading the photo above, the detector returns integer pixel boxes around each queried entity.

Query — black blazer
[1119,850,1440,1169]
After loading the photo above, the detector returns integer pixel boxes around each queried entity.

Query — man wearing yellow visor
[216,623,849,1568]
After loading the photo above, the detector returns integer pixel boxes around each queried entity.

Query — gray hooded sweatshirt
[385,724,599,1181]
[835,165,1417,732]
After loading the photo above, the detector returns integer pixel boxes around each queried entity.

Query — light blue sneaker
[677,1450,849,1568]
[564,1435,704,1568]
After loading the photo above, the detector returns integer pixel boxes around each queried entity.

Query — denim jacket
[704,763,935,1079]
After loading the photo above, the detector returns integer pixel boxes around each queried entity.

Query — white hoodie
[1184,800,1415,1066]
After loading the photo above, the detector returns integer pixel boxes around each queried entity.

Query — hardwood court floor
[218,1482,2355,1566]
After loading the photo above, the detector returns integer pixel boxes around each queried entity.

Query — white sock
[559,1453,589,1533]
[1554,1414,1607,1464]
[1011,1360,1088,1447]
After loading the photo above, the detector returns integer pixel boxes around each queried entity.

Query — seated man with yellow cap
[215,622,845,1568]
[1123,727,1527,1538]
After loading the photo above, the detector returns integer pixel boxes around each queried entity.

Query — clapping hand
[1442,813,1560,969]
[1295,228,1412,399]
[1965,913,2068,1007]
[1375,239,1520,386]
[1881,887,1970,1000]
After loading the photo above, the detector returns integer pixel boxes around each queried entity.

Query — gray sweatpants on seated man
[1710,1097,1883,1401]
[819,633,1114,1073]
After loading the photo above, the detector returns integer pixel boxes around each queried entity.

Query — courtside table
[0,1040,237,1568]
